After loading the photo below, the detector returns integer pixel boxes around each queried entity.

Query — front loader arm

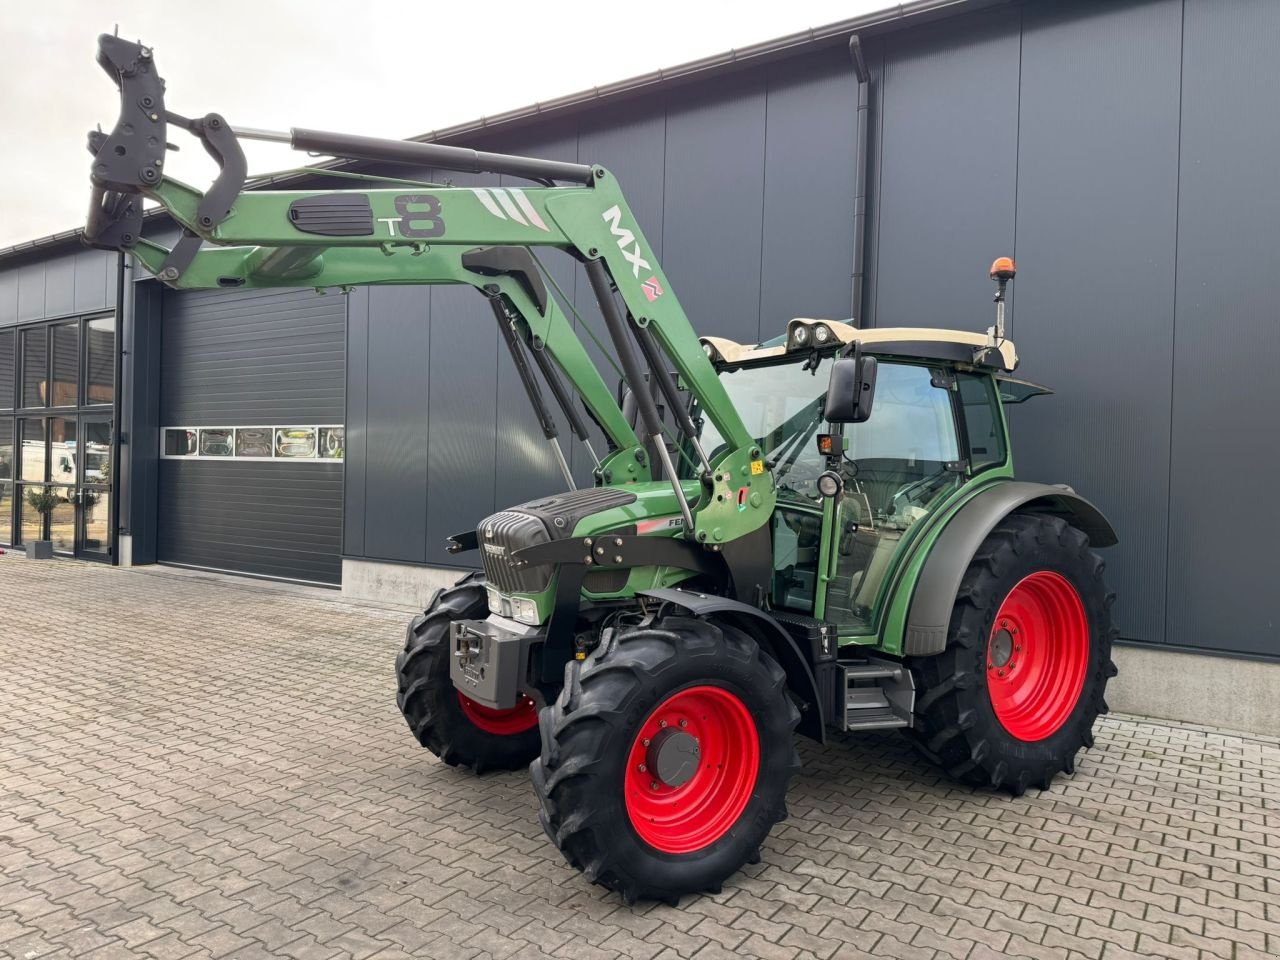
[128,223,641,461]
[86,34,775,549]
[136,174,755,457]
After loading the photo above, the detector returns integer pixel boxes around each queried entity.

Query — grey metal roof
[0,0,996,266]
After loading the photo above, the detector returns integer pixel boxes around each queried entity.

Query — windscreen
[691,357,833,504]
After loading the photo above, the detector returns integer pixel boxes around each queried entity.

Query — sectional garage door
[157,287,346,584]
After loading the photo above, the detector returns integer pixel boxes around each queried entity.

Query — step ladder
[839,659,915,732]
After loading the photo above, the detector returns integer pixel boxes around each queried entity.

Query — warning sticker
[750,461,765,476]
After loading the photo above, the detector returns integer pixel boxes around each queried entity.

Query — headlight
[817,471,843,498]
[509,596,540,625]
[813,324,831,344]
[486,586,506,616]
[792,324,809,346]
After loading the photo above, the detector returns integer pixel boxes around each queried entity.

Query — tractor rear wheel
[530,616,800,903]
[395,573,541,773]
[907,513,1117,795]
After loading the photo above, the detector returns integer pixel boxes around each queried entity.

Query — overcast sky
[2,0,886,248]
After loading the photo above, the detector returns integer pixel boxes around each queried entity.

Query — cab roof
[700,319,1018,372]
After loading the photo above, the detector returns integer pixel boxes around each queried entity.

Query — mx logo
[601,205,652,277]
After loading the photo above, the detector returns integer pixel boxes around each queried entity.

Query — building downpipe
[109,252,126,565]
[849,34,871,327]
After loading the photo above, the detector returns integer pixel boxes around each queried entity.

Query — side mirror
[824,351,877,423]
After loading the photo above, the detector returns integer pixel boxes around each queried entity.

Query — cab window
[957,373,1006,471]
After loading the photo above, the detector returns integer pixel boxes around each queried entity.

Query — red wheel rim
[456,691,539,735]
[986,571,1090,742]
[624,685,760,854]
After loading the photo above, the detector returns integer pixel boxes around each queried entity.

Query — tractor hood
[477,482,699,597]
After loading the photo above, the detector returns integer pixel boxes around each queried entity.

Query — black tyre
[907,513,1118,795]
[395,573,541,774]
[531,616,800,904]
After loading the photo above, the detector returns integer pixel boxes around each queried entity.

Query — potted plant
[24,486,60,559]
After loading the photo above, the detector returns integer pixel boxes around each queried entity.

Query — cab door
[815,363,966,635]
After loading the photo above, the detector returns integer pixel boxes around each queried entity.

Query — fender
[903,481,1118,656]
[640,587,826,743]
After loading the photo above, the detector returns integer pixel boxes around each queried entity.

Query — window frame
[83,314,116,407]
[50,321,80,409]
[0,415,12,548]
[19,324,49,411]
[1,311,116,548]
[0,328,15,412]
[160,424,346,463]
[954,371,1009,475]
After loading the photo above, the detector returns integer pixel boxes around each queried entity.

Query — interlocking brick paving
[0,555,1276,959]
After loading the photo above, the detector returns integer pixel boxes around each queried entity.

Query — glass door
[75,414,112,561]
[816,363,964,634]
[48,416,78,554]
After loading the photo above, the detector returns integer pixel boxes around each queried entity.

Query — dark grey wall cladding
[157,460,343,583]
[159,286,345,583]
[760,54,859,327]
[160,287,345,424]
[1166,0,1280,657]
[660,73,767,342]
[1007,0,1183,644]
[0,248,117,326]
[870,8,1020,329]
[328,0,1275,657]
[345,284,430,563]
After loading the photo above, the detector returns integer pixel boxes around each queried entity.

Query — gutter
[109,252,125,564]
[849,35,871,327]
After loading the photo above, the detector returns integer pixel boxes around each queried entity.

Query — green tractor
[88,36,1118,902]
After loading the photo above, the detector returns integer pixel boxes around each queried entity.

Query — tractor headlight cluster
[509,597,540,625]
[787,320,837,351]
[699,338,724,363]
[486,588,541,626]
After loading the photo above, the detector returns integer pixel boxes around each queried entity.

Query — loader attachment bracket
[85,34,247,274]
[88,35,168,196]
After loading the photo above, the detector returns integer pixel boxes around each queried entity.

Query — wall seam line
[1011,6,1024,290]
[1161,0,1187,648]
[756,68,771,343]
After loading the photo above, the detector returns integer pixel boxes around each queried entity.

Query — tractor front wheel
[907,513,1117,795]
[395,574,541,773]
[531,616,800,903]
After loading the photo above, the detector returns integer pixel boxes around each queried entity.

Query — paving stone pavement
[0,556,1277,960]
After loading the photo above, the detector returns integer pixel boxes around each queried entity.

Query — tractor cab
[695,321,1023,640]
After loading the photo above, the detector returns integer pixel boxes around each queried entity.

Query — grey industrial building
[1,0,1275,733]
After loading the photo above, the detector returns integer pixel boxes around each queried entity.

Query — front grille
[479,510,553,594]
[479,488,639,596]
